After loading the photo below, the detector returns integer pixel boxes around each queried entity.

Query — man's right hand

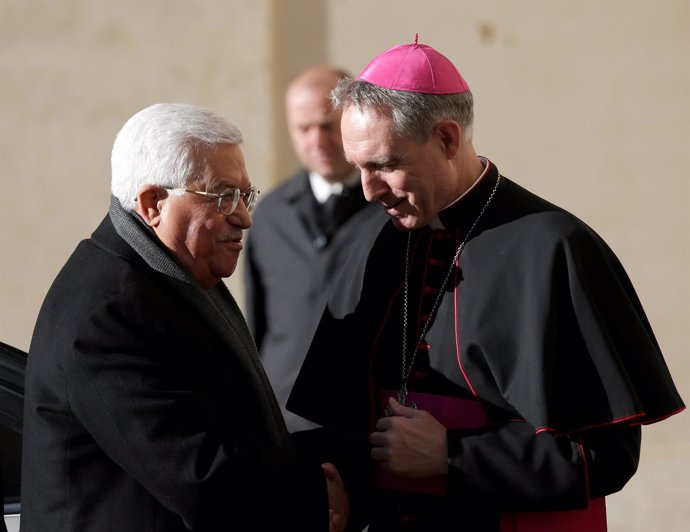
[322,462,350,532]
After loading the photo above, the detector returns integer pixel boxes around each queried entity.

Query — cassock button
[428,258,444,266]
[423,286,438,295]
[417,342,431,351]
[420,314,429,323]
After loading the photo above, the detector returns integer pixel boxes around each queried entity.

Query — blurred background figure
[244,65,385,434]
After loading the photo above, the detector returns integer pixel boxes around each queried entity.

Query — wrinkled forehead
[192,143,250,190]
[342,104,393,132]
[341,107,399,162]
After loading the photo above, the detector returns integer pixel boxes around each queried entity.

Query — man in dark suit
[21,103,348,532]
[244,65,385,434]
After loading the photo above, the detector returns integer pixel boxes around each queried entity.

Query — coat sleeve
[66,287,328,531]
[446,420,640,511]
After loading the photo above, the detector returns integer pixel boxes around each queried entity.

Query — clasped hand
[370,397,448,477]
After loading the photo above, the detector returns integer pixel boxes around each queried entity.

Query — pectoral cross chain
[385,389,418,416]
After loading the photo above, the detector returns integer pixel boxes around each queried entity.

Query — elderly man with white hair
[21,103,349,532]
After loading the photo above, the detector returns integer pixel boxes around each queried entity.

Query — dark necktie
[312,193,344,250]
[311,186,367,250]
[321,193,342,233]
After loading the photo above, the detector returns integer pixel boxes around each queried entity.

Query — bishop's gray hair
[330,78,474,143]
[111,103,243,211]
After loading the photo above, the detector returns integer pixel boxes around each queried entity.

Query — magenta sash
[376,390,607,532]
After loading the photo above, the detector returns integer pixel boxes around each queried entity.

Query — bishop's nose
[360,170,387,203]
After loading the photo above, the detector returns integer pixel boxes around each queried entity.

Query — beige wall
[1,1,688,530]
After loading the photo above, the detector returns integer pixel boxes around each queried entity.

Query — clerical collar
[428,156,492,230]
[309,169,360,204]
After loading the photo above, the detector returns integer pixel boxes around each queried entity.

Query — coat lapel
[101,202,291,449]
[171,279,291,448]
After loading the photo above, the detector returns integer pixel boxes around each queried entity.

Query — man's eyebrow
[363,155,401,168]
[212,180,240,190]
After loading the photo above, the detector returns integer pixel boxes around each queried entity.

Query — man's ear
[136,185,166,227]
[435,120,462,159]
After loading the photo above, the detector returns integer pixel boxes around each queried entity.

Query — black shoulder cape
[288,162,684,439]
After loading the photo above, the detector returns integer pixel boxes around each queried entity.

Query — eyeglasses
[166,186,260,215]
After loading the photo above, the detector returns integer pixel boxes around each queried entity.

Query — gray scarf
[108,196,291,449]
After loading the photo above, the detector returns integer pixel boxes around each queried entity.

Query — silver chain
[399,173,502,399]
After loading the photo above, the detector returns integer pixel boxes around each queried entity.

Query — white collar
[309,170,360,204]
[428,156,491,229]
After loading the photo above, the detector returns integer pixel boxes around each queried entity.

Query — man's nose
[228,201,252,229]
[361,171,384,202]
[310,127,329,149]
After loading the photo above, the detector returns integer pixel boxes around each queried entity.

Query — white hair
[111,103,243,210]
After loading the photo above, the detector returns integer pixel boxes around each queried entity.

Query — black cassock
[288,159,685,532]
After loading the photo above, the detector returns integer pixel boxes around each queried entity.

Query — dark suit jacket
[21,213,328,531]
[244,169,386,432]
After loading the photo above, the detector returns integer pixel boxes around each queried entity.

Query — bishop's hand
[370,396,449,478]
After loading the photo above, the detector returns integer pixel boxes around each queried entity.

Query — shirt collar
[309,170,360,204]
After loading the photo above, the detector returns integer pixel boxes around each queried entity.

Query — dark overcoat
[21,210,328,532]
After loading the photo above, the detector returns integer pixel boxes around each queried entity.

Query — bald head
[285,65,354,183]
[287,65,350,99]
